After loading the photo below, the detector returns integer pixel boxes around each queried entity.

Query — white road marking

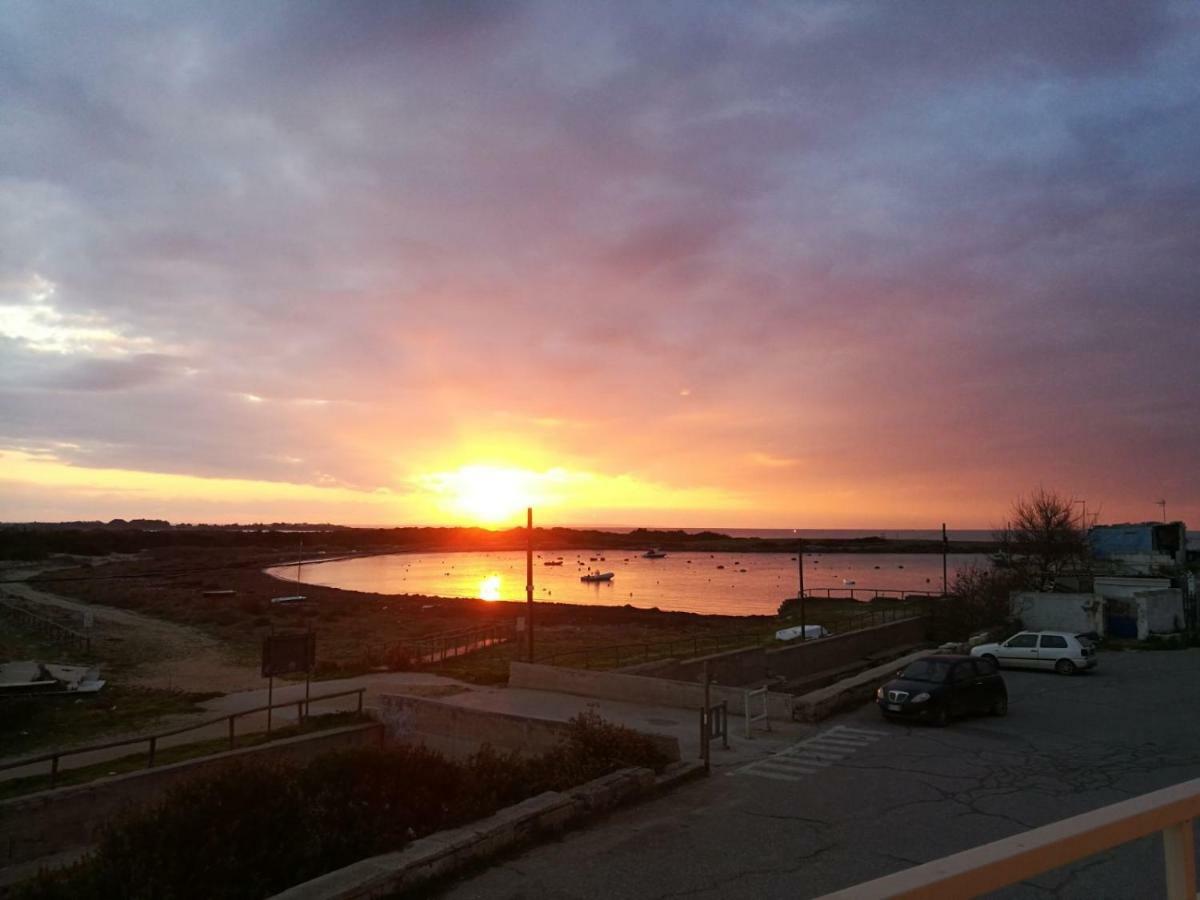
[732,724,888,783]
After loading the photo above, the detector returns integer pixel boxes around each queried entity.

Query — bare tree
[1010,487,1088,588]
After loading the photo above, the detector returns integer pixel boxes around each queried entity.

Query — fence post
[50,755,59,788]
[721,701,729,749]
[297,701,304,726]
[228,715,236,750]
[148,736,156,768]
[357,689,364,716]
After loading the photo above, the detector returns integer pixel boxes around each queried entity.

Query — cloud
[0,1,1197,525]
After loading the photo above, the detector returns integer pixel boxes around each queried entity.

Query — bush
[931,564,1027,641]
[16,715,670,900]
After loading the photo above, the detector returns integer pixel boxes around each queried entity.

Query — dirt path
[1,568,260,694]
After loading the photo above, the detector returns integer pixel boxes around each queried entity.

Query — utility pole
[941,523,948,596]
[1157,499,1167,523]
[526,507,534,663]
[1074,499,1088,533]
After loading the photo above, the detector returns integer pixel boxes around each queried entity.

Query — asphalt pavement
[436,648,1200,900]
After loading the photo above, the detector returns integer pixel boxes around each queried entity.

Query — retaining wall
[508,662,794,720]
[652,645,769,685]
[1,723,382,870]
[376,694,680,763]
[765,617,929,681]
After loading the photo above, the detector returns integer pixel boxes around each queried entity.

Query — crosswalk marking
[732,724,888,784]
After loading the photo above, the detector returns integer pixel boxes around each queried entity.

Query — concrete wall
[377,694,680,763]
[1010,593,1105,635]
[765,617,929,681]
[508,662,794,720]
[1,723,382,869]
[1135,589,1184,638]
[646,645,768,686]
[1094,577,1171,600]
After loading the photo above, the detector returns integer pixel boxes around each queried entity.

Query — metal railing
[744,686,771,739]
[403,620,518,665]
[538,631,764,670]
[0,687,366,789]
[800,587,942,601]
[0,599,91,653]
[817,776,1199,899]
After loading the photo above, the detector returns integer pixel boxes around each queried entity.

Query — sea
[268,546,986,617]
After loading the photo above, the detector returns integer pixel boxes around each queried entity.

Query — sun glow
[479,574,502,601]
[422,464,540,525]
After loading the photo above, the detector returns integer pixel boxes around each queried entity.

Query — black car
[876,654,1007,725]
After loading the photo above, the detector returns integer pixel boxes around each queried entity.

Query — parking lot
[440,648,1200,899]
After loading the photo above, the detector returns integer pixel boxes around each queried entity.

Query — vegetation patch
[15,713,669,900]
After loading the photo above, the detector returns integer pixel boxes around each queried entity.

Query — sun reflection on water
[479,574,502,601]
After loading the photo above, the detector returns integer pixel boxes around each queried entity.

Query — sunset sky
[1,2,1197,530]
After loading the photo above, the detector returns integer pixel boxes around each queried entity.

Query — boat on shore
[580,571,614,583]
[642,549,667,559]
[543,560,564,566]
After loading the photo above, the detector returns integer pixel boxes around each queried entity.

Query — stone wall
[1,723,383,870]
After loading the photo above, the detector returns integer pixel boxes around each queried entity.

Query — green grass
[0,685,222,758]
[0,711,365,801]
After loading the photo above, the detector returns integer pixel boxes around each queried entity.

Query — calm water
[267,550,987,616]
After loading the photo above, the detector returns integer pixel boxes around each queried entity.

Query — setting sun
[441,465,536,525]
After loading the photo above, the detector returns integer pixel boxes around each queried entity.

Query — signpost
[261,630,316,735]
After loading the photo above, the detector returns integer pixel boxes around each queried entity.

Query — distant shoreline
[0,522,1002,561]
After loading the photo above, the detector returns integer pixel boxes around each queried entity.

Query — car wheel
[1055,659,1077,676]
[990,695,1008,716]
[931,705,949,727]
[982,653,997,665]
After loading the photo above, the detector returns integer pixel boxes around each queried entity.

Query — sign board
[261,631,315,677]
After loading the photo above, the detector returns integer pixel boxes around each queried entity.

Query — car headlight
[911,692,931,704]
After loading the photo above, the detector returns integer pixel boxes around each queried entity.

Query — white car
[970,631,1097,675]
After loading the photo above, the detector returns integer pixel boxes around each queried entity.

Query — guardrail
[816,775,1199,899]
[0,687,366,788]
[0,599,91,653]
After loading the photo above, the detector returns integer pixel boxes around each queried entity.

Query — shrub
[16,715,670,900]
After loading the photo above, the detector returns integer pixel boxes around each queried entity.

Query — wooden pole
[526,507,534,663]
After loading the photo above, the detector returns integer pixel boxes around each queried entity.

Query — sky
[1,1,1198,530]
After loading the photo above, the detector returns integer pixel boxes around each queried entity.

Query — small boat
[643,549,667,558]
[842,579,856,586]
[580,571,614,583]
[543,560,564,566]
[270,595,308,605]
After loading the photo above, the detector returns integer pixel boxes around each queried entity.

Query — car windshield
[899,659,953,683]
